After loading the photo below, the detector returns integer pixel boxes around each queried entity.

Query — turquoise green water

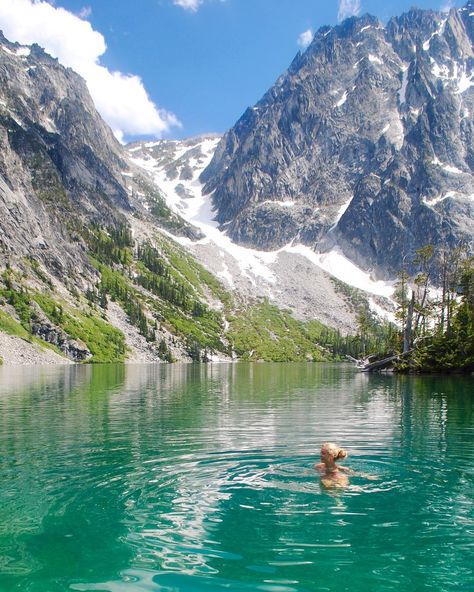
[0,363,473,592]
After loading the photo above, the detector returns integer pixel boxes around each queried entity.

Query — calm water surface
[0,363,473,592]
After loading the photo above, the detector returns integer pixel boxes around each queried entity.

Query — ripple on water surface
[0,363,473,592]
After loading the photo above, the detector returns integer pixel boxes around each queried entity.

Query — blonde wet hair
[321,442,347,460]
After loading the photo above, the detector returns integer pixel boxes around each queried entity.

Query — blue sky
[0,0,465,140]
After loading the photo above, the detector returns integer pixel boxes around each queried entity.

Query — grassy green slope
[0,222,363,363]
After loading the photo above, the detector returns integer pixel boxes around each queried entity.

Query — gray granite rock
[0,31,131,275]
[201,3,474,277]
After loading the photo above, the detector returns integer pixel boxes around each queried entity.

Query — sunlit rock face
[0,31,130,273]
[201,2,474,277]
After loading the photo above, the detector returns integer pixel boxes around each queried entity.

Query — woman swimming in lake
[315,442,353,489]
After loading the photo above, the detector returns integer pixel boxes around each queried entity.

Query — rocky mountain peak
[201,2,474,278]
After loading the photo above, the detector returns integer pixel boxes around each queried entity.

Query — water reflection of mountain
[0,364,85,398]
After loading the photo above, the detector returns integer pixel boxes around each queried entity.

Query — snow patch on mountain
[282,245,394,298]
[431,157,464,174]
[260,200,296,208]
[422,18,446,51]
[329,197,353,231]
[423,190,457,206]
[368,54,383,64]
[1,44,30,57]
[130,137,278,286]
[334,91,348,108]
[398,65,409,105]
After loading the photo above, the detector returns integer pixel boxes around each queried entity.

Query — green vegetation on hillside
[83,224,229,361]
[0,268,126,363]
[0,308,31,340]
[1,218,404,365]
[330,278,398,359]
[33,292,127,363]
[227,301,366,362]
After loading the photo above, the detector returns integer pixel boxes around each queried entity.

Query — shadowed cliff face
[201,3,474,277]
[0,32,131,274]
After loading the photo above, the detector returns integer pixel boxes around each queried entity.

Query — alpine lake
[0,362,473,592]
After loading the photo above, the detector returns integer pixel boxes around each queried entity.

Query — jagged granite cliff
[201,2,474,277]
[0,32,131,274]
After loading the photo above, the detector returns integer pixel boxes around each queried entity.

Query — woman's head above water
[320,442,347,464]
[316,443,375,486]
[316,442,350,487]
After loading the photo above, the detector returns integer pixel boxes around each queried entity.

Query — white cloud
[173,0,203,11]
[172,0,228,13]
[0,0,180,140]
[297,29,313,49]
[338,0,361,22]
